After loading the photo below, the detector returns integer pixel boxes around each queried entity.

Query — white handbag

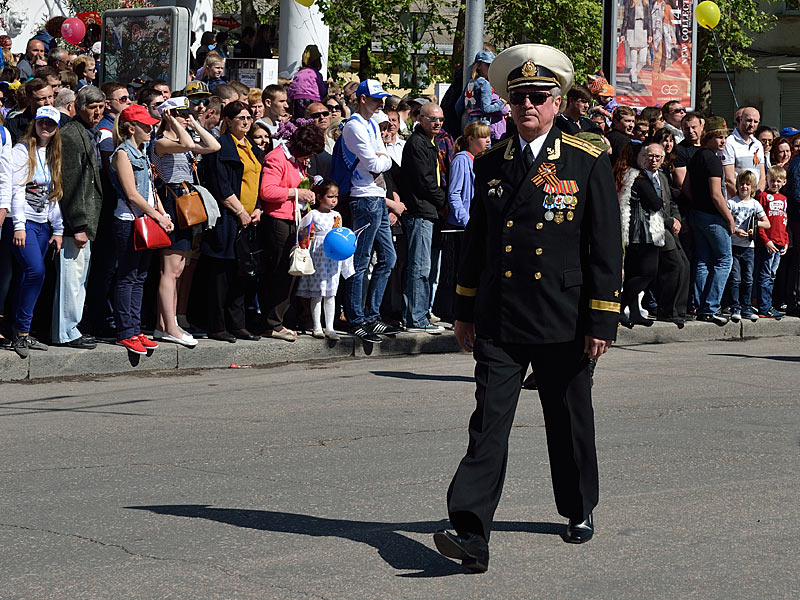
[288,190,315,276]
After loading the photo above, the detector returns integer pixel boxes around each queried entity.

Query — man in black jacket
[433,43,622,572]
[399,102,448,333]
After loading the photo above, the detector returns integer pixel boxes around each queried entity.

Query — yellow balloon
[295,0,314,7]
[696,1,721,30]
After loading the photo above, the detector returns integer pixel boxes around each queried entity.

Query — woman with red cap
[109,104,174,355]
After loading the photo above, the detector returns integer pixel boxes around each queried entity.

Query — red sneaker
[137,334,159,349]
[116,336,147,355]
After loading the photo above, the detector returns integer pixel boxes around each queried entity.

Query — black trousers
[657,245,690,318]
[206,257,245,333]
[622,243,659,316]
[259,215,298,332]
[447,336,598,542]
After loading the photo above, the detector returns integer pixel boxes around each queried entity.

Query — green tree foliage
[485,0,604,85]
[485,0,777,93]
[317,0,454,89]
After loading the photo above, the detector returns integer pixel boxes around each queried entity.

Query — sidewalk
[2,316,799,381]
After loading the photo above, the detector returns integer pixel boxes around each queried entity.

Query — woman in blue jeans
[109,105,174,355]
[8,106,64,358]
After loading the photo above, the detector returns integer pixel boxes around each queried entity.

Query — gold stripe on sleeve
[456,285,478,297]
[590,299,621,312]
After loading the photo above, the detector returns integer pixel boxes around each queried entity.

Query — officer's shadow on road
[127,504,562,577]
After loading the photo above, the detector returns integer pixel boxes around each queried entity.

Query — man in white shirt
[341,79,401,343]
[722,106,766,197]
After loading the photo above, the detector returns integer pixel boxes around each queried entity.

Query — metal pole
[711,29,739,109]
[462,0,486,89]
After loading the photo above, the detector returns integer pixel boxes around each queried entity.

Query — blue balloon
[323,227,357,261]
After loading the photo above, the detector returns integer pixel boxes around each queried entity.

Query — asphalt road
[1,337,798,599]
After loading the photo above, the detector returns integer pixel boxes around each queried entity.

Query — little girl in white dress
[295,178,353,339]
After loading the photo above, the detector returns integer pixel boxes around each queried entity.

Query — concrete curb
[2,317,799,382]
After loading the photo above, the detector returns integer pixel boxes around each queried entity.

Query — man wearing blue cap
[341,79,402,343]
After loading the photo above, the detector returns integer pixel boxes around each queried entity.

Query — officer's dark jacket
[455,127,623,344]
[400,127,448,220]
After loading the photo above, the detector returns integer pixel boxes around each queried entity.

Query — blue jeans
[402,216,434,328]
[11,221,51,333]
[345,196,396,325]
[690,210,733,315]
[756,244,783,313]
[729,245,754,314]
[113,219,152,339]
[52,236,92,343]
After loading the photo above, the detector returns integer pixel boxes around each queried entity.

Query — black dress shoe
[433,530,489,573]
[522,371,537,390]
[233,329,261,341]
[209,331,237,343]
[565,513,594,544]
[64,335,97,349]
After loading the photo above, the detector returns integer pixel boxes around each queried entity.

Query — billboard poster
[607,0,697,109]
[102,8,190,89]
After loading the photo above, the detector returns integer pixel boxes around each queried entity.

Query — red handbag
[132,214,172,251]
[616,41,626,72]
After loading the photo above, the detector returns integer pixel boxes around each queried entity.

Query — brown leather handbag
[166,181,207,229]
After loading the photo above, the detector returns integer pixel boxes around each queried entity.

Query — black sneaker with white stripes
[351,324,382,343]
[370,320,401,335]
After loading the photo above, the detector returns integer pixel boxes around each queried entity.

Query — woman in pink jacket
[287,45,328,120]
[258,123,324,341]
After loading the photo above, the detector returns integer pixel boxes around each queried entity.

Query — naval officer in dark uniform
[433,44,623,573]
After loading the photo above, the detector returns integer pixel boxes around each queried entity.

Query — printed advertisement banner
[608,0,697,109]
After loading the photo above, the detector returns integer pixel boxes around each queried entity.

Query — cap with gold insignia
[488,43,574,101]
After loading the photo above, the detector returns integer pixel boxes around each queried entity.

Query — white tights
[310,296,336,332]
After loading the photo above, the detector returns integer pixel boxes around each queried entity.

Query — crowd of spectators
[1,35,799,360]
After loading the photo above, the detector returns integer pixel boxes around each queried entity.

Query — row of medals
[543,193,577,224]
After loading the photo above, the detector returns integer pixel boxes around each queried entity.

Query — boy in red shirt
[756,166,789,318]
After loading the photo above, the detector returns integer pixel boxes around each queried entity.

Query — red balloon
[61,18,86,45]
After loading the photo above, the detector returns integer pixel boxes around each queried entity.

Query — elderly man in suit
[433,44,623,573]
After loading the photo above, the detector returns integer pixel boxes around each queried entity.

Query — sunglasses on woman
[325,104,341,112]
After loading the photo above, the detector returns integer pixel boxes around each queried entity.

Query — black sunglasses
[190,98,209,107]
[309,110,330,119]
[508,91,552,106]
[325,104,341,111]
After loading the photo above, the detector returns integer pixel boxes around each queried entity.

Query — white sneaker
[407,323,445,334]
[324,329,340,341]
[154,329,198,347]
[730,312,741,323]
[312,329,325,339]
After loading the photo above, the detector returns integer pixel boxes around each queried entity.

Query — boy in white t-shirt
[726,170,770,322]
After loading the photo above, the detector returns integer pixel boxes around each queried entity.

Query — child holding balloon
[296,178,354,340]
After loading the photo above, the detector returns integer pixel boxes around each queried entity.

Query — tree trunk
[696,28,712,114]
[358,43,372,80]
[241,0,258,30]
[451,4,466,79]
